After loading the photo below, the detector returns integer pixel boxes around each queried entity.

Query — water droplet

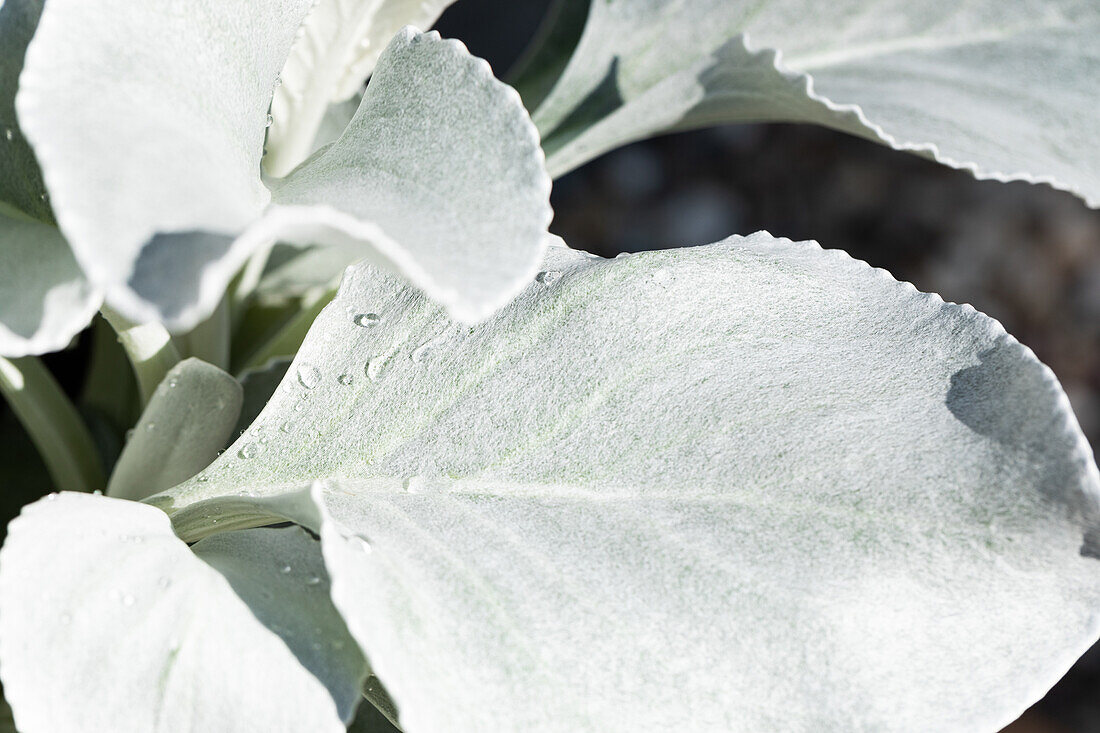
[536,270,560,285]
[145,422,156,432]
[166,376,179,388]
[281,564,292,574]
[265,113,274,128]
[4,128,13,141]
[122,594,135,607]
[39,192,47,203]
[307,575,321,586]
[296,364,321,389]
[652,268,672,287]
[357,37,371,50]
[238,443,259,459]
[196,475,209,483]
[280,420,293,433]
[353,312,381,328]
[46,493,57,501]
[337,373,354,386]
[403,475,425,493]
[92,489,103,496]
[352,536,372,554]
[365,357,388,381]
[272,75,283,89]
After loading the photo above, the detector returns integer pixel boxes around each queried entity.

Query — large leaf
[17,0,312,302]
[154,235,1100,732]
[265,0,457,176]
[0,493,367,733]
[0,213,98,357]
[532,0,1100,207]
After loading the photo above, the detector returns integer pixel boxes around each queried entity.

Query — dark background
[434,2,1100,730]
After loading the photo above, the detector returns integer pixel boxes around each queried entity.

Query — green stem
[100,305,181,406]
[0,356,105,493]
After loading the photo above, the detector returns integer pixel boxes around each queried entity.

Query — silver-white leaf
[534,1,1100,207]
[157,234,1100,732]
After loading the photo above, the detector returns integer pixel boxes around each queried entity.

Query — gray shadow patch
[948,341,1099,536]
[128,230,236,322]
[1081,528,1100,561]
[946,342,1053,450]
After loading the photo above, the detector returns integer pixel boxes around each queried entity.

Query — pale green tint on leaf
[158,235,1100,731]
[0,493,366,733]
[20,8,550,330]
[271,29,552,324]
[0,212,98,357]
[535,1,1100,207]
[107,358,243,502]
[0,0,49,222]
[265,0,457,176]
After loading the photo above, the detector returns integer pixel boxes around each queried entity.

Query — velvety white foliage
[107,358,243,501]
[18,0,309,295]
[158,235,1100,732]
[18,5,550,329]
[265,0,457,176]
[271,29,552,324]
[534,0,1100,206]
[0,494,366,733]
[0,212,98,357]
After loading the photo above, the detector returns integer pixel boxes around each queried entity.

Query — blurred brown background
[436,2,1100,730]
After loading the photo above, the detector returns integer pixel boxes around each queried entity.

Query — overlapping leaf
[529,0,1100,208]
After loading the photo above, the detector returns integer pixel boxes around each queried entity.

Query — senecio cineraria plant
[0,0,1096,730]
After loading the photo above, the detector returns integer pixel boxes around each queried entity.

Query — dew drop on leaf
[337,373,354,386]
[536,270,560,285]
[281,564,292,574]
[296,364,321,389]
[238,443,259,459]
[353,312,381,328]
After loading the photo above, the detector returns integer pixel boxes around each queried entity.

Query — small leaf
[107,358,242,501]
[157,235,1100,731]
[265,0,458,176]
[269,29,552,324]
[0,493,366,733]
[534,1,1100,207]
